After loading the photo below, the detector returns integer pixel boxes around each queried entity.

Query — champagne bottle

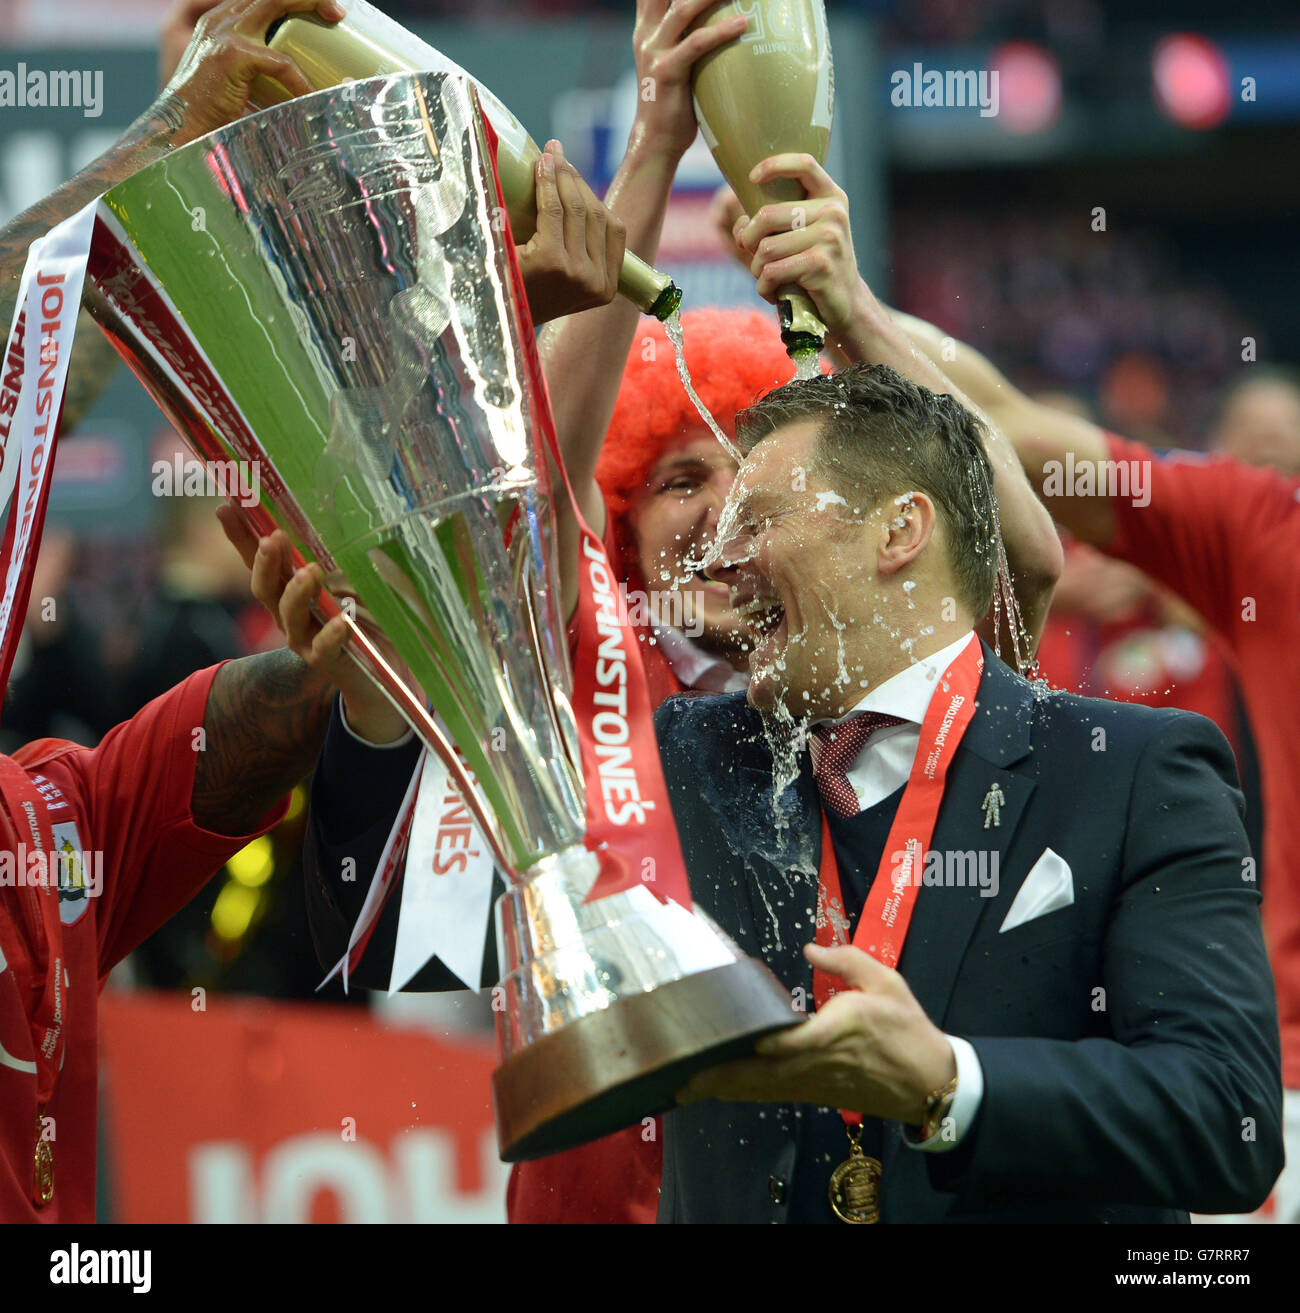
[250,0,681,322]
[689,0,834,361]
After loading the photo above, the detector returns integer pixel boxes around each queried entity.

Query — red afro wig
[595,307,796,522]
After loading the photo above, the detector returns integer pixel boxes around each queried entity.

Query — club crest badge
[51,821,91,925]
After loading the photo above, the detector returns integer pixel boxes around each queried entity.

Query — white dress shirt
[814,630,985,1153]
[810,630,976,811]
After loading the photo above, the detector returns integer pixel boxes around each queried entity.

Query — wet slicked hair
[734,363,999,618]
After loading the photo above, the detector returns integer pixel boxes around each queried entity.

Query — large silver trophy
[86,73,797,1160]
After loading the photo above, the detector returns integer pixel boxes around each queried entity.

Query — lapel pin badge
[981,782,1004,829]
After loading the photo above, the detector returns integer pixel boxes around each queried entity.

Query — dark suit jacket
[653,645,1283,1223]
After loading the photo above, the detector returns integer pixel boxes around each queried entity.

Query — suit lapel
[899,759,1034,1024]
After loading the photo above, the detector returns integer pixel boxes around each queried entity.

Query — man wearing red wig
[584,306,797,707]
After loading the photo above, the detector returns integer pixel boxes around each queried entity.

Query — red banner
[99,992,508,1223]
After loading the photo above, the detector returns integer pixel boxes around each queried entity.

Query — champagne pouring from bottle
[689,0,834,378]
[249,0,683,322]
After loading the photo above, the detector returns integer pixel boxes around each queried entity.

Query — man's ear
[876,491,937,578]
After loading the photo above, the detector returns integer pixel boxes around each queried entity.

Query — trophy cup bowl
[85,72,799,1161]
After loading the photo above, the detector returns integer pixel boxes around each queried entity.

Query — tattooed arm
[192,648,333,835]
[0,0,340,339]
[0,120,162,427]
[0,99,184,335]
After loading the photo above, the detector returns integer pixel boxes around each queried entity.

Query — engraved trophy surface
[86,72,798,1161]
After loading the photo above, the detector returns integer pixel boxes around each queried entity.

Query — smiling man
[655,362,1283,1224]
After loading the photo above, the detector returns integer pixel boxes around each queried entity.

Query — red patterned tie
[810,713,905,819]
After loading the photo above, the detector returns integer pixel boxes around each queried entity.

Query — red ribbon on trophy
[0,201,98,709]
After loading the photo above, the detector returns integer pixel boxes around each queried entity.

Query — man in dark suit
[657,362,1283,1223]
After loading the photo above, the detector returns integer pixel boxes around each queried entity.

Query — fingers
[671,12,749,67]
[553,144,624,290]
[247,46,313,99]
[749,152,843,200]
[233,0,345,37]
[679,1049,837,1106]
[309,612,354,667]
[215,503,259,570]
[805,942,893,991]
[531,149,563,249]
[559,147,611,275]
[667,0,745,49]
[678,1055,784,1104]
[280,560,325,653]
[747,225,818,280]
[549,144,591,270]
[754,998,859,1057]
[522,141,623,320]
[738,196,845,253]
[248,530,290,620]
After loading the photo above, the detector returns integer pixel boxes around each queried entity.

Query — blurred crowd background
[2,0,1296,1020]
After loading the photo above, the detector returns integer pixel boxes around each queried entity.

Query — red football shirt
[1104,433,1300,1084]
[0,664,288,1221]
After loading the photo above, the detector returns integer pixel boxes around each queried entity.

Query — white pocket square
[999,848,1074,932]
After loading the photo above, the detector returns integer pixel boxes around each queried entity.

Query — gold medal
[33,1114,54,1206]
[828,1123,881,1224]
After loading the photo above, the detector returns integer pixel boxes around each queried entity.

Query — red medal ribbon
[812,634,983,1126]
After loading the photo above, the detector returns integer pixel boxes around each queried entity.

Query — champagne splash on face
[664,308,743,463]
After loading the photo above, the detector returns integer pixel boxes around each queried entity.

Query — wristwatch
[903,1074,959,1146]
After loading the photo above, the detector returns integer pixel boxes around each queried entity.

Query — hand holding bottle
[729,153,875,345]
[517,141,627,325]
[157,0,346,148]
[631,0,749,161]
